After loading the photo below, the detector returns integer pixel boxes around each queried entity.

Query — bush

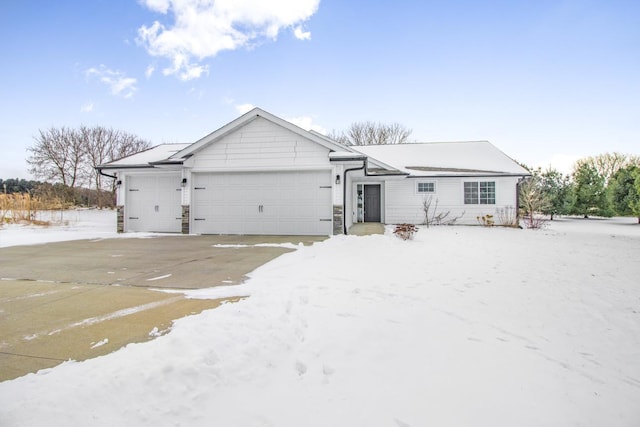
[394,224,418,240]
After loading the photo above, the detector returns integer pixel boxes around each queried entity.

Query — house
[97,108,530,235]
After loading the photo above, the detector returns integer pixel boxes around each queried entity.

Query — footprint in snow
[295,360,307,376]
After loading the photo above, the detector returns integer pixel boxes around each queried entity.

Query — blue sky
[1,0,639,179]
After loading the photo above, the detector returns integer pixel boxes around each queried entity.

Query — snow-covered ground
[0,209,154,248]
[1,214,639,426]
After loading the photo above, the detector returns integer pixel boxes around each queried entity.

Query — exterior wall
[187,117,331,172]
[384,176,521,225]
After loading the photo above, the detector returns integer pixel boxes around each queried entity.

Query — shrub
[394,223,418,240]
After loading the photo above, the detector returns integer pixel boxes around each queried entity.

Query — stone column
[181,205,190,234]
[116,206,124,233]
[332,205,343,235]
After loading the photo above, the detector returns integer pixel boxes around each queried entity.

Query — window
[464,181,495,204]
[417,182,435,193]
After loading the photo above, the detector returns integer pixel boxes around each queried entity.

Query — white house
[97,108,530,235]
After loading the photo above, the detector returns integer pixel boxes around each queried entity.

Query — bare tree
[573,152,640,185]
[331,121,412,146]
[27,125,151,207]
[326,129,350,146]
[519,176,551,228]
[82,126,150,189]
[27,127,85,187]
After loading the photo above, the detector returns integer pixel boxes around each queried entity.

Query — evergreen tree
[571,163,610,217]
[538,168,571,219]
[608,165,640,219]
[632,169,640,223]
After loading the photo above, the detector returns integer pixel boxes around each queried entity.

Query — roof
[352,141,530,177]
[99,144,191,169]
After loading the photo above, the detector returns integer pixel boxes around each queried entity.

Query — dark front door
[364,185,381,222]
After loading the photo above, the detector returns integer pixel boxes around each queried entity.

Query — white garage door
[191,171,332,235]
[126,174,182,233]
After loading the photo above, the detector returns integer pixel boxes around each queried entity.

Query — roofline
[96,164,156,171]
[170,107,352,159]
[149,159,184,166]
[347,146,405,173]
[329,155,368,162]
[405,173,531,178]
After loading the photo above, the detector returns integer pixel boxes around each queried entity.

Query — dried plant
[422,196,464,227]
[394,223,418,240]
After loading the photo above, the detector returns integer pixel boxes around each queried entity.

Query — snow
[354,141,530,176]
[0,209,160,248]
[102,143,190,167]
[1,214,639,426]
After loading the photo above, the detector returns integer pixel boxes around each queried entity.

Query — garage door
[191,171,332,235]
[126,174,182,233]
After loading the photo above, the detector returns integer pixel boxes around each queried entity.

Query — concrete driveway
[0,235,325,381]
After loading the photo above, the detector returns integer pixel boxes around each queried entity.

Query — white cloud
[86,65,137,98]
[143,0,170,13]
[145,65,155,78]
[235,103,256,114]
[80,102,94,113]
[293,25,311,40]
[287,115,327,134]
[137,0,320,80]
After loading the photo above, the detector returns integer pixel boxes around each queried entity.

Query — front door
[364,185,381,222]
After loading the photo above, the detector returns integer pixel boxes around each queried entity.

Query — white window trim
[463,180,496,205]
[415,181,436,194]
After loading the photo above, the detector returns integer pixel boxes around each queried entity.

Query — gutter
[97,167,117,180]
[405,173,531,179]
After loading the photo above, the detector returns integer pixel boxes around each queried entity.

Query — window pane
[464,182,478,204]
[479,181,495,204]
[417,182,435,193]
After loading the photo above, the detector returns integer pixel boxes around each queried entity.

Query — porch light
[116,180,122,188]
[181,178,187,187]
[335,174,341,185]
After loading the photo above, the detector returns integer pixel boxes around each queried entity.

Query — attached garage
[191,170,332,235]
[125,173,182,233]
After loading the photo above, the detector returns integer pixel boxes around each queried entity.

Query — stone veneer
[181,205,190,234]
[116,205,124,233]
[332,205,343,235]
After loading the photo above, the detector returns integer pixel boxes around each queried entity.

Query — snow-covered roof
[352,141,530,177]
[99,144,190,169]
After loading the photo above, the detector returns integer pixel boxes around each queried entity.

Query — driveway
[0,235,325,381]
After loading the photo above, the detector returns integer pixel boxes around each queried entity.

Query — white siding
[190,117,331,171]
[384,176,521,225]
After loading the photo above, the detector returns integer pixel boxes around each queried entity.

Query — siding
[190,117,331,171]
[384,176,521,225]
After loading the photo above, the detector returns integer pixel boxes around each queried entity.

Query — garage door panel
[192,171,331,235]
[126,174,182,233]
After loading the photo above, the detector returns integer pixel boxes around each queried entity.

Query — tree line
[25,126,151,208]
[522,152,640,223]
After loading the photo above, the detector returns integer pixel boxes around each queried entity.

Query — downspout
[516,176,527,224]
[97,167,117,180]
[342,159,367,235]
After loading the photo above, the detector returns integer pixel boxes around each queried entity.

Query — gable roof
[99,144,191,169]
[169,107,353,160]
[352,141,530,177]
